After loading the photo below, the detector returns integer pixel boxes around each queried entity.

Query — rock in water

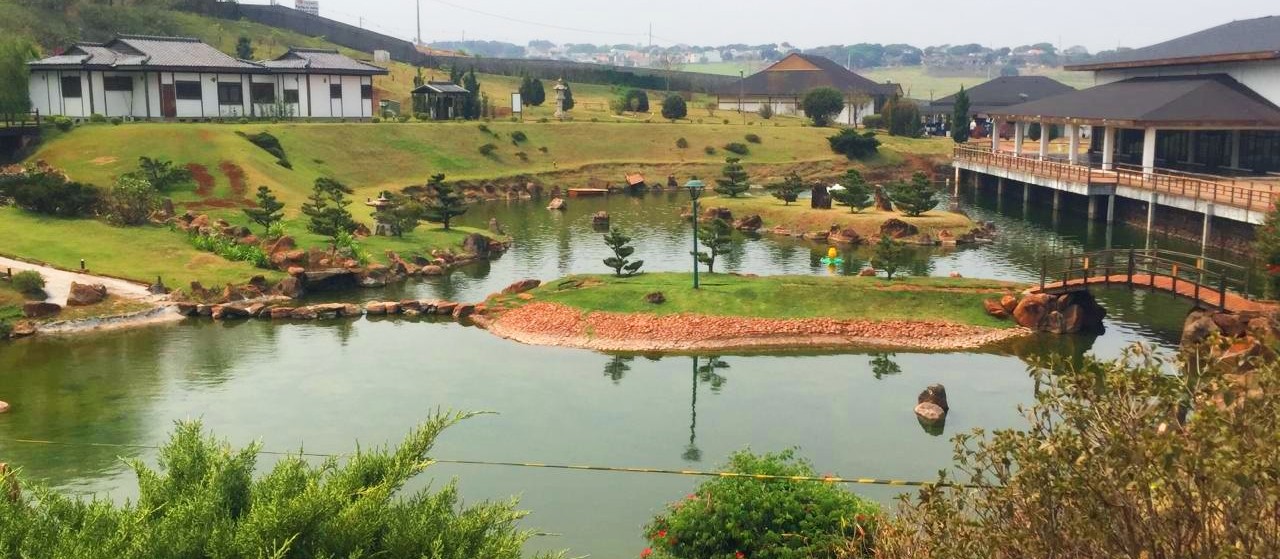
[462,233,492,258]
[591,211,611,228]
[67,282,107,306]
[918,384,949,412]
[914,402,946,423]
[547,197,566,210]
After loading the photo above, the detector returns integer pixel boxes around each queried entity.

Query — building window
[217,83,243,105]
[103,76,133,92]
[61,76,82,98]
[250,83,275,104]
[361,84,373,99]
[175,81,202,100]
[283,89,300,104]
[330,83,343,98]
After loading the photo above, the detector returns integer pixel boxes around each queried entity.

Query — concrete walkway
[0,256,155,306]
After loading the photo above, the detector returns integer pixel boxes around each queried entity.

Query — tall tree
[421,173,467,230]
[884,94,924,137]
[235,36,254,60]
[714,157,750,198]
[243,185,284,233]
[951,86,971,144]
[802,87,845,127]
[301,177,356,245]
[766,172,805,206]
[831,168,874,213]
[0,38,36,116]
[462,68,481,119]
[888,171,939,217]
[693,218,733,273]
[602,227,644,277]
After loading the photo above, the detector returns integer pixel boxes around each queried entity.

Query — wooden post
[1127,249,1136,287]
[1220,275,1227,310]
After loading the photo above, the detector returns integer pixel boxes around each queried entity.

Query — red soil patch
[482,302,1027,353]
[187,163,214,197]
[218,161,248,198]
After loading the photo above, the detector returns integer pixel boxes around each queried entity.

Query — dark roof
[1069,16,1280,70]
[987,74,1280,127]
[412,82,469,94]
[929,76,1075,114]
[262,47,388,75]
[29,35,265,72]
[719,53,900,97]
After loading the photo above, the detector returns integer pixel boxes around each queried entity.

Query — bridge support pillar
[1088,195,1100,221]
[1202,204,1214,252]
[1145,192,1158,249]
[997,177,1005,198]
[1053,190,1062,213]
[1106,194,1116,224]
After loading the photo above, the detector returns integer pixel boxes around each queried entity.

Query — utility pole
[415,0,421,46]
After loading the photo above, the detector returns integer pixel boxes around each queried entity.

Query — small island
[477,273,1030,353]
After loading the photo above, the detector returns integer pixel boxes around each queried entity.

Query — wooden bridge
[1030,248,1267,312]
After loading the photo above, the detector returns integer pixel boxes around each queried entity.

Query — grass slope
[502,273,1023,329]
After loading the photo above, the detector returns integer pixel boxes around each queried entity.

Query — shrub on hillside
[371,116,382,123]
[704,146,717,155]
[723,142,749,156]
[828,128,882,160]
[478,143,498,156]
[9,169,102,218]
[676,137,689,149]
[883,95,923,137]
[189,232,270,268]
[802,86,845,127]
[51,116,73,132]
[861,114,885,130]
[105,175,158,226]
[12,270,45,295]
[238,131,291,169]
[744,133,762,144]
[109,117,122,126]
[88,113,106,123]
[644,449,880,559]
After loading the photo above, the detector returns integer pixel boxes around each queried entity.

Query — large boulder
[734,214,763,232]
[22,302,61,319]
[829,228,863,245]
[984,299,1008,319]
[1012,294,1054,330]
[211,305,251,320]
[67,282,107,306]
[703,207,733,221]
[502,279,541,295]
[918,384,949,412]
[10,321,37,338]
[547,197,566,210]
[879,219,919,240]
[1014,291,1105,334]
[873,185,894,211]
[273,276,303,299]
[591,211,611,228]
[462,233,491,258]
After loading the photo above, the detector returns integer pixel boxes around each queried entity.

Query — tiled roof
[719,53,900,97]
[987,75,1280,127]
[263,48,388,75]
[29,35,263,72]
[412,82,469,94]
[1069,15,1280,70]
[929,76,1075,114]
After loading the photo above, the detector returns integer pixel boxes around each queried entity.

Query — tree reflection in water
[869,352,902,380]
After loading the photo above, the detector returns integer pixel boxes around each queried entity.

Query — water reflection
[869,353,902,380]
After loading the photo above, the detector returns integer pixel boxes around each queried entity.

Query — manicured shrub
[744,133,761,144]
[861,114,885,130]
[722,118,730,125]
[828,128,882,160]
[397,115,409,123]
[661,94,687,121]
[723,142,750,156]
[888,171,939,217]
[602,227,644,277]
[51,116,73,131]
[238,131,291,169]
[9,169,102,218]
[538,146,549,153]
[714,157,750,198]
[477,123,493,135]
[511,130,528,143]
[803,86,845,127]
[88,113,106,123]
[137,156,193,193]
[109,117,123,126]
[371,116,382,123]
[537,117,549,123]
[422,173,467,230]
[766,172,805,206]
[12,270,45,295]
[676,137,689,149]
[704,146,716,155]
[515,151,529,161]
[645,449,880,559]
[832,168,874,213]
[478,143,498,156]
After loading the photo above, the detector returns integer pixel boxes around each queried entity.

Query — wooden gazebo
[410,82,470,120]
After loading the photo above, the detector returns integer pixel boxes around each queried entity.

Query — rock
[810,185,831,209]
[645,292,666,305]
[148,277,169,295]
[435,302,458,316]
[873,185,894,211]
[949,271,963,278]
[67,282,107,306]
[290,306,319,320]
[859,267,878,277]
[211,305,251,320]
[237,235,260,246]
[984,299,1008,319]
[734,214,763,232]
[1247,317,1278,340]
[0,401,8,414]
[400,299,423,312]
[918,384,949,411]
[273,276,303,298]
[22,302,61,319]
[914,402,946,423]
[421,265,445,276]
[365,302,387,316]
[10,321,36,337]
[502,279,541,295]
[829,228,862,245]
[266,235,296,255]
[341,304,362,318]
[547,197,566,210]
[938,229,957,246]
[245,303,267,318]
[353,222,372,238]
[804,231,830,242]
[703,207,733,221]
[196,304,213,316]
[488,217,505,235]
[1000,295,1018,315]
[462,233,492,258]
[1211,313,1248,338]
[268,307,294,319]
[592,211,611,228]
[879,218,918,239]
[1013,294,1054,330]
[452,303,477,320]
[174,302,198,316]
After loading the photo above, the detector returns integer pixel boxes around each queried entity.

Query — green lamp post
[685,178,706,289]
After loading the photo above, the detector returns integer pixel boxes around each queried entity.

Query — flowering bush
[643,449,879,559]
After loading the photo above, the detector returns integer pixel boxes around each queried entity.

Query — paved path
[1031,274,1275,314]
[0,256,154,307]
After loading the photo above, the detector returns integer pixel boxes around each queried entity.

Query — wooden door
[160,84,176,118]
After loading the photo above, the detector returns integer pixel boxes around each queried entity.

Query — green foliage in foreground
[188,233,270,269]
[877,345,1280,559]
[0,412,552,559]
[645,449,880,559]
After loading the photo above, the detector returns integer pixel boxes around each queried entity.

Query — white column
[1102,126,1116,170]
[1230,130,1242,169]
[1013,121,1025,156]
[1106,194,1116,224]
[1142,127,1158,177]
[991,119,1001,153]
[1038,120,1051,160]
[1202,204,1214,252]
[1066,123,1080,165]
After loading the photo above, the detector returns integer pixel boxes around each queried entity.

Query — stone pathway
[0,256,155,306]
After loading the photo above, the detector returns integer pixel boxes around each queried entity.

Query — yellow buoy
[827,247,838,259]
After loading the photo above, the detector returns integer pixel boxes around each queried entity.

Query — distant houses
[27,35,388,120]
[715,53,900,126]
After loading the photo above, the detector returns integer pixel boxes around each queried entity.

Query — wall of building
[717,96,876,125]
[29,71,91,118]
[1092,59,1280,106]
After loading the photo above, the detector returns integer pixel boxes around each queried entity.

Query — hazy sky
[278,0,1277,52]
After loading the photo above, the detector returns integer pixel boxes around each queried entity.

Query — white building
[27,36,387,121]
[715,53,900,126]
[295,0,320,17]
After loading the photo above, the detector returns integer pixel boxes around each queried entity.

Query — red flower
[657,530,667,539]
[735,552,746,559]
[640,548,652,558]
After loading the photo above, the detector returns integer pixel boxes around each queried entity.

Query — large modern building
[954,16,1280,227]
[928,75,1076,137]
[27,36,387,120]
[715,53,901,126]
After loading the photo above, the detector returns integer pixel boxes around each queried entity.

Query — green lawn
[709,194,975,238]
[861,66,1095,100]
[495,273,1025,329]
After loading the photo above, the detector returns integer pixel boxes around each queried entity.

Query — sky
[274,0,1278,52]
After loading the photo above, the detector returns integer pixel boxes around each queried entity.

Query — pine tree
[375,194,424,237]
[602,227,644,276]
[422,173,467,230]
[235,36,254,60]
[951,86,971,144]
[766,172,805,206]
[714,157,750,198]
[462,69,481,119]
[562,81,575,110]
[301,177,356,245]
[243,186,284,232]
[887,171,939,217]
[871,234,906,279]
[412,70,427,114]
[831,169,874,213]
[693,218,733,273]
[530,78,546,106]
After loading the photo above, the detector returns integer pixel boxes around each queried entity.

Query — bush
[189,232,270,268]
[12,270,45,295]
[478,143,498,156]
[722,119,730,125]
[511,130,528,143]
[538,146,549,153]
[704,146,717,155]
[88,113,106,123]
[803,87,845,127]
[757,103,774,119]
[515,151,529,161]
[676,137,689,149]
[109,117,123,126]
[237,117,249,125]
[828,129,882,160]
[51,116,73,132]
[744,133,761,144]
[414,112,429,121]
[105,175,159,226]
[0,320,11,340]
[477,123,493,135]
[397,115,409,123]
[371,116,382,123]
[645,449,879,559]
[9,169,103,218]
[723,142,750,156]
[883,95,923,137]
[661,94,687,120]
[861,114,885,130]
[0,413,540,559]
[537,117,549,123]
[887,171,939,217]
[238,131,291,169]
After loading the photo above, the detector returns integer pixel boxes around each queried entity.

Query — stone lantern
[554,78,568,120]
[366,192,394,236]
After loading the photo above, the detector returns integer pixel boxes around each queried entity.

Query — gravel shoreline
[478,302,1031,353]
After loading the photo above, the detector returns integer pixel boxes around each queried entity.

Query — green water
[0,189,1211,557]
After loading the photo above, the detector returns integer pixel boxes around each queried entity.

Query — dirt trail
[0,256,156,306]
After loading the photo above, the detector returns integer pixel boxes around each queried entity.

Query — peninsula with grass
[477,273,1030,352]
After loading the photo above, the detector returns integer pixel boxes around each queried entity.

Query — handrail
[1036,248,1249,310]
[0,110,40,128]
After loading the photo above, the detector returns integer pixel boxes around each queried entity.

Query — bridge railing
[1039,248,1250,310]
[954,145,1094,184]
[0,111,40,129]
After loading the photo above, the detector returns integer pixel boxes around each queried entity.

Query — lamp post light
[685,178,706,289]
